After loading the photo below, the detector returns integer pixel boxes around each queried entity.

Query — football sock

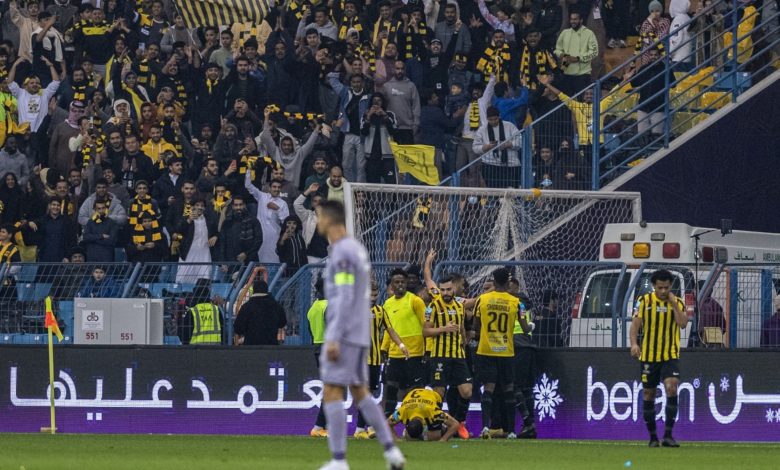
[383,384,399,418]
[665,396,678,437]
[523,388,535,425]
[643,399,657,437]
[481,390,494,429]
[456,394,471,422]
[315,406,327,428]
[323,401,347,460]
[358,396,396,451]
[514,389,530,422]
[446,389,459,422]
[503,390,516,433]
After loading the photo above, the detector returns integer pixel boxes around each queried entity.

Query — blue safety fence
[273,262,409,346]
[442,0,780,190]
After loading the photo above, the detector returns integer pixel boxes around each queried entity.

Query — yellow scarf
[476,42,512,83]
[132,227,163,245]
[469,100,480,130]
[339,15,363,40]
[212,192,231,212]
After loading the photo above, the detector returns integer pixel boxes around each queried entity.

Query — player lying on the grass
[387,388,461,442]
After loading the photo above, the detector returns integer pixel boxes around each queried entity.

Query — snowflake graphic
[775,409,780,423]
[533,373,563,421]
[720,377,730,392]
[766,408,775,424]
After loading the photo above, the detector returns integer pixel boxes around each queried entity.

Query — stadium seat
[670,86,700,110]
[58,301,74,338]
[142,283,187,298]
[672,112,708,135]
[16,283,52,302]
[164,336,182,345]
[699,91,730,110]
[713,72,751,93]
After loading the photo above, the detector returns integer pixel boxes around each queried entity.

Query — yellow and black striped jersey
[426,289,466,359]
[393,388,446,426]
[633,292,685,362]
[369,304,389,366]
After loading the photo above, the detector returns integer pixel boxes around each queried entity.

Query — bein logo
[586,367,696,422]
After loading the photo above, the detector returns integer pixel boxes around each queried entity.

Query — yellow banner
[390,141,440,186]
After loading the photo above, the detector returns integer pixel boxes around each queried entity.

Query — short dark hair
[95,178,109,187]
[406,418,424,439]
[651,269,675,285]
[492,268,510,287]
[317,200,346,226]
[439,274,455,285]
[221,30,234,38]
[231,194,245,203]
[0,223,16,234]
[390,268,407,279]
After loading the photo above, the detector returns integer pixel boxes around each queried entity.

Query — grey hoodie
[0,149,30,187]
[381,77,421,131]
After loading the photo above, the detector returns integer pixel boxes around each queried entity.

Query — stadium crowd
[0,0,775,269]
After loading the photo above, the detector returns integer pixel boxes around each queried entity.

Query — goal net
[345,184,642,265]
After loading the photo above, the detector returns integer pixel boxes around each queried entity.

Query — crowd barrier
[1,346,777,440]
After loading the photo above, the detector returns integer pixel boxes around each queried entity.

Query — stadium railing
[441,0,780,190]
[273,262,409,346]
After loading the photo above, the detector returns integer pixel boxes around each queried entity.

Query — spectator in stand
[76,266,121,298]
[472,106,521,188]
[518,28,559,93]
[533,144,562,190]
[294,183,329,264]
[303,155,330,195]
[361,92,397,184]
[477,0,516,43]
[669,0,694,72]
[152,156,184,217]
[127,210,168,263]
[0,136,29,187]
[217,194,262,268]
[175,199,217,284]
[554,10,598,96]
[760,294,780,347]
[436,3,472,54]
[532,0,563,51]
[321,165,345,203]
[262,166,298,213]
[696,281,727,346]
[233,278,287,346]
[77,177,127,227]
[636,1,671,67]
[418,89,458,177]
[493,80,530,128]
[603,0,631,49]
[625,45,667,145]
[382,60,420,144]
[328,66,370,183]
[29,198,77,262]
[82,198,118,262]
[244,169,288,264]
[259,107,321,189]
[457,76,495,187]
[276,215,307,276]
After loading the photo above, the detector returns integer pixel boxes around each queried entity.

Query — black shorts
[385,357,427,389]
[369,364,381,391]
[476,354,515,386]
[641,359,681,389]
[429,358,473,387]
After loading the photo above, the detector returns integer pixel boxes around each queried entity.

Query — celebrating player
[630,269,688,448]
[422,273,474,439]
[315,200,405,470]
[387,388,461,442]
[473,268,531,439]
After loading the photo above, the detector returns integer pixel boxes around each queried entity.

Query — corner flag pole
[41,296,61,434]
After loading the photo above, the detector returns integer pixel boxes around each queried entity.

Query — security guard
[184,279,223,345]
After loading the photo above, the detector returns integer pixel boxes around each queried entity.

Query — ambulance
[569,223,780,348]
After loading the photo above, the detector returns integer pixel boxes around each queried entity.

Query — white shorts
[320,342,369,387]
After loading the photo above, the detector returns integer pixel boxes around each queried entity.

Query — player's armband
[333,272,355,286]
[632,299,643,318]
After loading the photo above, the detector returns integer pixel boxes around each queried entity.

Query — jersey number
[487,311,508,333]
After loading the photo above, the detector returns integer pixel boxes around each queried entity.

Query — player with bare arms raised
[315,200,406,470]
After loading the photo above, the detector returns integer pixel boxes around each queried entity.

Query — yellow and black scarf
[635,31,665,56]
[372,19,401,55]
[476,42,512,83]
[212,191,231,212]
[91,212,105,223]
[402,21,427,60]
[160,120,182,155]
[57,197,76,216]
[182,202,193,219]
[412,196,432,229]
[205,78,219,95]
[106,53,132,88]
[237,23,259,47]
[0,241,18,265]
[72,82,89,101]
[468,100,480,130]
[132,226,163,245]
[136,59,157,90]
[282,110,324,122]
[129,196,159,228]
[171,79,188,114]
[240,155,280,182]
[519,45,558,91]
[81,133,106,169]
[339,15,363,40]
[355,43,377,73]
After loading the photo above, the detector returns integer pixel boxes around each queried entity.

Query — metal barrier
[0,262,136,343]
[274,262,408,346]
[443,0,780,190]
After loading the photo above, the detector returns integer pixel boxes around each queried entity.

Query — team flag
[44,297,63,342]
[174,0,275,28]
[390,141,440,186]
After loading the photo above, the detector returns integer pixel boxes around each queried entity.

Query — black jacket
[218,208,262,263]
[151,173,184,217]
[176,213,218,260]
[233,294,287,345]
[34,214,78,262]
[82,217,119,262]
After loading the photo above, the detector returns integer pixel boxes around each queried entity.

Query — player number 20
[487,311,508,333]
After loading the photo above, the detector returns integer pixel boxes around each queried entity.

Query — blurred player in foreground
[315,200,406,470]
[387,388,461,442]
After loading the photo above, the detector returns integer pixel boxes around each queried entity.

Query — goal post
[344,183,642,265]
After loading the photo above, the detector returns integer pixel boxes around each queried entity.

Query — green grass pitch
[0,434,777,469]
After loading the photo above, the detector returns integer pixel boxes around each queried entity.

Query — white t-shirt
[9,80,61,133]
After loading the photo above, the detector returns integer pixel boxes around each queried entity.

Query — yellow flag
[390,141,440,186]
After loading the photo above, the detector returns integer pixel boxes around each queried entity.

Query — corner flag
[44,297,63,342]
